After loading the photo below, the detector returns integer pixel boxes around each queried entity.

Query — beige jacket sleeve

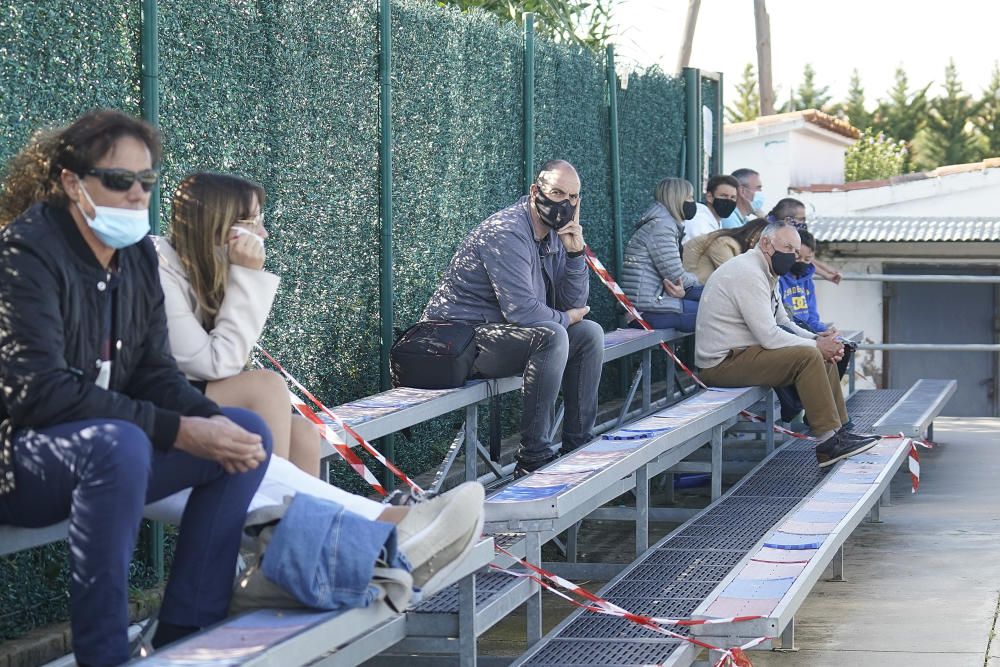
[156,238,280,381]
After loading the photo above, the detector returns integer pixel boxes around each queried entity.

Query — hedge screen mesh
[0,0,708,639]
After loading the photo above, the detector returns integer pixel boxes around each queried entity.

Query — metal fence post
[140,0,164,584]
[682,67,702,194]
[523,13,535,193]
[378,0,395,489]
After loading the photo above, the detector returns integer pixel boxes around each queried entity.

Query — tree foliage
[918,59,983,169]
[836,69,872,130]
[726,62,760,122]
[871,67,930,171]
[787,63,831,113]
[438,0,618,50]
[844,128,907,182]
[975,62,1000,157]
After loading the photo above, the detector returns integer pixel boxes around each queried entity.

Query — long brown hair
[0,109,161,227]
[169,172,265,329]
[709,218,769,253]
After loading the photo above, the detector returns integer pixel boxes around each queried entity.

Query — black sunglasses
[85,167,159,193]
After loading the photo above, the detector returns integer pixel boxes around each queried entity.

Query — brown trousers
[699,345,848,434]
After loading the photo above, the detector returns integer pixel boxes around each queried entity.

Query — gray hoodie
[422,196,589,328]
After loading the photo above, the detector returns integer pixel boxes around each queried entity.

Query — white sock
[815,429,837,444]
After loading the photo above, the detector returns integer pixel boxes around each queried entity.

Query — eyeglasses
[783,217,808,230]
[537,184,580,204]
[235,212,264,227]
[85,168,159,193]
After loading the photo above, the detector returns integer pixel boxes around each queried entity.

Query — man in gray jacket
[423,160,603,474]
[694,220,878,467]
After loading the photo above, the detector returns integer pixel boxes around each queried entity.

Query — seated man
[694,220,878,467]
[422,160,603,474]
[0,110,272,667]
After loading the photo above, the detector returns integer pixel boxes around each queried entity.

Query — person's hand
[816,333,844,363]
[227,228,265,270]
[829,270,843,285]
[175,415,267,474]
[566,305,590,325]
[662,278,685,298]
[556,201,585,253]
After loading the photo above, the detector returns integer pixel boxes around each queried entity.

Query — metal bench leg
[663,471,675,504]
[848,349,857,395]
[636,465,649,556]
[666,356,676,401]
[548,402,565,444]
[641,349,652,414]
[617,366,643,427]
[828,544,846,582]
[567,523,580,563]
[869,502,882,523]
[465,406,479,482]
[322,458,332,484]
[775,617,798,652]
[711,425,723,501]
[432,428,467,494]
[765,390,776,454]
[927,422,934,441]
[881,486,892,507]
[525,532,543,646]
[459,573,477,666]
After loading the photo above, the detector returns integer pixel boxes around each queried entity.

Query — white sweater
[155,238,280,381]
[695,247,817,369]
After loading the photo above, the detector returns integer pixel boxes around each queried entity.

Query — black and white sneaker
[815,431,880,468]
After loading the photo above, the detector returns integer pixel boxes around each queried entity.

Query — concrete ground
[751,417,1000,667]
[479,418,1000,667]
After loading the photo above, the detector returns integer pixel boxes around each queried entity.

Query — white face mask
[230,224,265,248]
[76,181,149,249]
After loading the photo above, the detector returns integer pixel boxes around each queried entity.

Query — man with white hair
[693,220,878,466]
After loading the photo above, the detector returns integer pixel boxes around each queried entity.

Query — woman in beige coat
[683,218,768,283]
[157,173,320,475]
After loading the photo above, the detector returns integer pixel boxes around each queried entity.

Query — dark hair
[712,218,769,253]
[706,174,739,195]
[767,197,805,220]
[798,228,817,251]
[731,168,759,184]
[0,109,161,226]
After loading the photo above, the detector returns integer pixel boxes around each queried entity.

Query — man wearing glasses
[693,220,878,467]
[422,160,603,475]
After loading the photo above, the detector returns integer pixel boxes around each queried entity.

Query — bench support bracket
[775,616,799,652]
[828,544,846,582]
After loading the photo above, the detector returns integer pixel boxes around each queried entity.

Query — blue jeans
[471,320,604,466]
[0,408,272,667]
[634,285,702,333]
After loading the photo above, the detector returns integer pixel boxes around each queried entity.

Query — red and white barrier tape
[285,389,387,496]
[255,345,425,496]
[493,546,768,666]
[584,247,817,443]
[908,441,920,493]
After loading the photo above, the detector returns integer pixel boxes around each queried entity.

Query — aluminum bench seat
[133,537,494,667]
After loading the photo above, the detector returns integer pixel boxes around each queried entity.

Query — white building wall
[788,132,849,189]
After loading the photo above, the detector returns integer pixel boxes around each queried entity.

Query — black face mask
[769,248,798,276]
[789,261,810,278]
[534,188,577,230]
[681,200,698,221]
[710,197,737,219]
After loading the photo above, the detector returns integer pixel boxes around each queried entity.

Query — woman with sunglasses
[154,172,320,477]
[0,109,273,665]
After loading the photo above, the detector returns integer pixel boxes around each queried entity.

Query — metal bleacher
[513,381,955,667]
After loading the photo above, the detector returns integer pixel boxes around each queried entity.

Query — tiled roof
[726,109,860,140]
[811,217,1000,243]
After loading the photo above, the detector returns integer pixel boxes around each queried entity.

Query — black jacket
[0,202,221,494]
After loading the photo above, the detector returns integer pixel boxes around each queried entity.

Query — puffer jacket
[682,232,743,284]
[620,202,700,313]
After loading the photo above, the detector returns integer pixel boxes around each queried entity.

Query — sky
[610,0,1000,112]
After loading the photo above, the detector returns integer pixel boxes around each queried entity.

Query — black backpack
[390,321,478,389]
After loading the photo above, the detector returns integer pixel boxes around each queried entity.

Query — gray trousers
[471,319,604,466]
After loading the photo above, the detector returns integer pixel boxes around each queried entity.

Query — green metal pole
[606,46,623,281]
[714,73,724,175]
[523,13,535,193]
[378,0,395,490]
[682,67,702,195]
[140,0,164,584]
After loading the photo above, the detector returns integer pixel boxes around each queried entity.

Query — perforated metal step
[517,390,904,666]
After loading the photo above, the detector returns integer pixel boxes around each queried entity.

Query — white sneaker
[395,482,485,592]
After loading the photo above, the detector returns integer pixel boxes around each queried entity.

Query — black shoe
[815,432,879,468]
[514,455,556,479]
[839,426,881,443]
